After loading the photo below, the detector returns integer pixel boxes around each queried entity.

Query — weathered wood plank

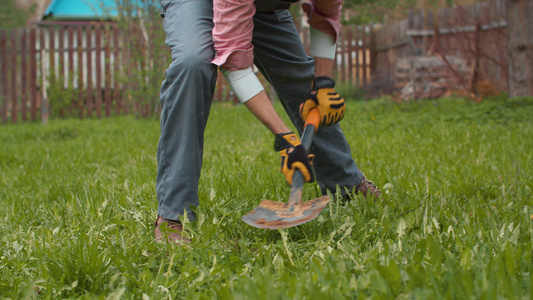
[94,25,102,118]
[0,30,7,123]
[29,28,38,121]
[10,29,18,123]
[86,26,93,117]
[21,29,27,121]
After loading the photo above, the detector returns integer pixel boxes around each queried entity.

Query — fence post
[76,25,84,118]
[10,29,18,123]
[20,30,27,122]
[340,28,346,83]
[58,26,65,117]
[86,25,93,117]
[113,24,121,115]
[0,30,7,123]
[347,26,353,86]
[362,26,368,86]
[95,25,102,118]
[356,26,361,85]
[40,28,47,124]
[29,29,38,121]
[104,24,112,117]
[67,26,75,116]
[369,25,376,79]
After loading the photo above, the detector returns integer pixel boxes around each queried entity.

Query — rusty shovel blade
[241,196,331,229]
[241,108,330,230]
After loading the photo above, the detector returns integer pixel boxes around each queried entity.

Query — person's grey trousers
[157,0,363,222]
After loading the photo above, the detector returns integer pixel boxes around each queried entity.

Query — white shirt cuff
[222,67,264,104]
[310,27,337,60]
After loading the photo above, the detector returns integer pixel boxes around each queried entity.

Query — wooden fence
[334,25,374,87]
[374,0,508,92]
[1,22,131,123]
[0,21,372,124]
[0,1,515,124]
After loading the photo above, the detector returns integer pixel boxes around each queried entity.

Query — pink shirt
[212,0,342,71]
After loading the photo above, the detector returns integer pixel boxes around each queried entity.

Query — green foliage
[1,97,532,298]
[0,0,32,30]
[110,0,167,118]
[343,0,410,24]
[342,0,485,25]
[334,82,366,100]
[46,70,80,118]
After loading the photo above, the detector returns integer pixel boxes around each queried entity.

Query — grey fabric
[254,0,292,11]
[157,1,363,222]
[251,10,362,195]
[157,0,217,222]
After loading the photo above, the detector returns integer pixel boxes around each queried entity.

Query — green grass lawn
[1,97,532,299]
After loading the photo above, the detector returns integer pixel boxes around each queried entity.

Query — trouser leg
[157,0,217,221]
[251,10,363,196]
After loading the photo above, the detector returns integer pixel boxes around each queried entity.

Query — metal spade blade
[241,108,330,230]
[241,195,331,229]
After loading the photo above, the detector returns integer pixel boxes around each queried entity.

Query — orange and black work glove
[274,132,315,186]
[299,76,345,126]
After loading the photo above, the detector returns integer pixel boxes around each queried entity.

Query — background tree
[342,0,485,25]
[0,0,32,29]
[506,0,533,97]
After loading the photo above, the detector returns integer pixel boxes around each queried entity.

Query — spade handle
[288,108,320,206]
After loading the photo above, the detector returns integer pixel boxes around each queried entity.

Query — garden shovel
[241,108,331,229]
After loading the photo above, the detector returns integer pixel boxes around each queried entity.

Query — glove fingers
[284,169,295,186]
[328,100,345,109]
[325,111,345,125]
[299,103,307,120]
[300,101,316,121]
[291,162,314,183]
[312,84,345,126]
[300,97,319,122]
[279,155,285,171]
[276,132,315,185]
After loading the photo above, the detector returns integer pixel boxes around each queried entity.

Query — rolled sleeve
[212,0,256,71]
[302,0,343,41]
